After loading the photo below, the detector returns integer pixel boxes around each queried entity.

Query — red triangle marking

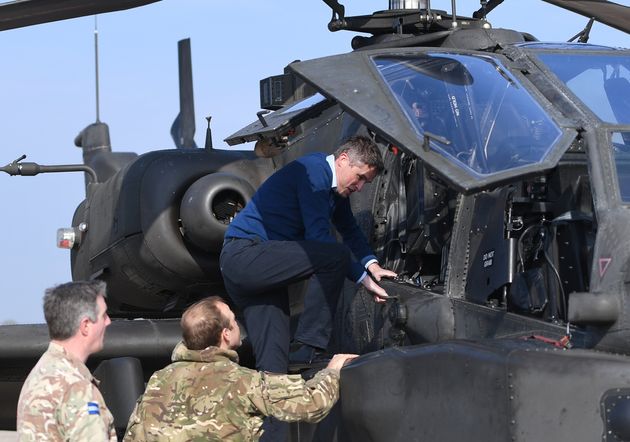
[599,257,612,278]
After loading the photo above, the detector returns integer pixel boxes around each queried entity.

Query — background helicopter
[3,2,625,440]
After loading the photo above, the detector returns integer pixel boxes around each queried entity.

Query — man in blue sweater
[220,136,395,374]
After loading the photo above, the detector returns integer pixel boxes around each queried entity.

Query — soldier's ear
[220,327,230,344]
[79,316,90,337]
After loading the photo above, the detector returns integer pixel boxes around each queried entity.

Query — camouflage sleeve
[248,368,340,423]
[57,380,116,441]
[122,396,142,441]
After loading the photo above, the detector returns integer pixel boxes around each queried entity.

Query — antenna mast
[94,15,100,122]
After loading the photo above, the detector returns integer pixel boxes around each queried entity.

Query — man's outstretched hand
[326,354,359,371]
[367,263,397,281]
[362,263,397,304]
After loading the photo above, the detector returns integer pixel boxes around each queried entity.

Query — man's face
[218,302,242,349]
[335,152,378,198]
[88,295,111,354]
[412,101,430,128]
[412,101,428,119]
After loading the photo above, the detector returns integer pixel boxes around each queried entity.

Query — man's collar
[326,154,337,189]
[171,341,240,364]
[48,341,94,381]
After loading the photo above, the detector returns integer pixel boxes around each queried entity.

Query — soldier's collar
[171,341,240,364]
[199,346,240,364]
[48,342,94,381]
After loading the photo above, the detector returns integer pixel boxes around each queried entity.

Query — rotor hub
[389,0,428,10]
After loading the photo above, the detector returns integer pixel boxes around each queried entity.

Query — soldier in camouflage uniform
[124,296,357,441]
[16,280,116,441]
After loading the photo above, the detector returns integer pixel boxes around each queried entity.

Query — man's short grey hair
[43,280,107,340]
[334,135,384,174]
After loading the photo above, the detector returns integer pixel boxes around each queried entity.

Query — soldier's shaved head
[43,280,107,340]
[181,296,230,350]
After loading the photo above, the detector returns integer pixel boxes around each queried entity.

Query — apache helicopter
[3,0,630,441]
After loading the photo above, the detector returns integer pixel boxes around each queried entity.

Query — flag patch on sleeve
[87,402,100,415]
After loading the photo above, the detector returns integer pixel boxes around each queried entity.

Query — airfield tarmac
[0,431,16,441]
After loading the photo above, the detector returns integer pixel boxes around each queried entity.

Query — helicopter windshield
[612,131,630,203]
[536,52,630,125]
[374,53,562,177]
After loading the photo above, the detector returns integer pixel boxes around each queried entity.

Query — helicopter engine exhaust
[67,148,271,315]
[180,172,255,252]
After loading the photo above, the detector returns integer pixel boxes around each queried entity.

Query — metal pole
[451,0,458,27]
[94,15,100,122]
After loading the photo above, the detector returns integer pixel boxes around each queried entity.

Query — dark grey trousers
[220,237,351,373]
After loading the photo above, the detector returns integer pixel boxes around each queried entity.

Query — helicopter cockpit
[377,53,562,177]
[288,47,577,194]
[529,44,630,204]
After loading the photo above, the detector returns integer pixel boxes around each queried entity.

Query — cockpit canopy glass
[536,53,630,125]
[278,92,325,115]
[374,53,562,177]
[517,42,617,51]
[612,131,630,203]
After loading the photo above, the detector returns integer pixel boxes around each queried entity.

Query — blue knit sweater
[225,152,376,281]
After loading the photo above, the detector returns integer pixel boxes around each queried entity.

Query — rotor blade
[0,0,161,31]
[542,0,630,35]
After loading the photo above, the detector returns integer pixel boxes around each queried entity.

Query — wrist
[364,258,378,270]
[367,262,380,273]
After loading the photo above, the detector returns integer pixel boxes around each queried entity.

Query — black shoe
[288,343,329,365]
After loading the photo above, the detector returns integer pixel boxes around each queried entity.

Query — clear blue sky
[0,0,628,324]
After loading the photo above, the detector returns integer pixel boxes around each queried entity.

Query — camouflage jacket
[124,342,340,442]
[16,342,116,441]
